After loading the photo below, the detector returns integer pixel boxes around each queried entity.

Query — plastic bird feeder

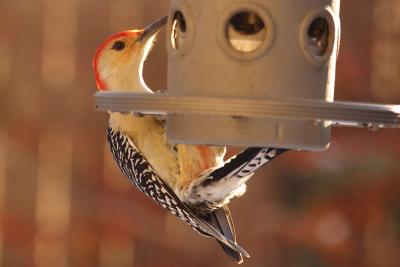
[94,0,400,151]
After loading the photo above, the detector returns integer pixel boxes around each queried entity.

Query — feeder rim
[94,91,400,130]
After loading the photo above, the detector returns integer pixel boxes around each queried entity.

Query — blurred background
[0,0,399,266]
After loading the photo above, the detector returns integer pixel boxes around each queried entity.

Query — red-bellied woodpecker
[93,16,287,263]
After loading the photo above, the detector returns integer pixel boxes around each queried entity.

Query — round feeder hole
[301,8,337,66]
[307,17,330,56]
[171,11,187,50]
[226,11,267,53]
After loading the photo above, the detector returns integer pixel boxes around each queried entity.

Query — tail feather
[209,206,245,264]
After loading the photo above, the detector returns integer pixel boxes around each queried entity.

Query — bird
[93,16,288,263]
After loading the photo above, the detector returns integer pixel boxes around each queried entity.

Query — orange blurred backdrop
[0,1,399,267]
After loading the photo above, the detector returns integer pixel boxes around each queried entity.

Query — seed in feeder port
[171,11,186,50]
[307,17,330,56]
[227,12,267,53]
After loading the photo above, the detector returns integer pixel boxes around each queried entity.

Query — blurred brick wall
[0,1,399,267]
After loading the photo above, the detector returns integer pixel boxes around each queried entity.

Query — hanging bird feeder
[94,0,400,151]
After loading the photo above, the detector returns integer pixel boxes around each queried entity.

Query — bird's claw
[155,89,167,95]
[156,114,166,127]
[132,112,146,117]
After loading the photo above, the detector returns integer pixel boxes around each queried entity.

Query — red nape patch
[92,30,142,91]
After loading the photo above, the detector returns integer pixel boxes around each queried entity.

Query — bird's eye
[111,40,126,51]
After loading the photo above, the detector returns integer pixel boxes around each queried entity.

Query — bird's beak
[138,16,168,43]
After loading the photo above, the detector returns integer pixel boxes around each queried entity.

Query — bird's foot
[132,112,146,117]
[155,114,166,127]
[155,89,167,95]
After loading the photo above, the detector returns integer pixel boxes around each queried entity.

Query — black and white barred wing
[203,147,287,181]
[107,127,249,257]
[186,147,288,211]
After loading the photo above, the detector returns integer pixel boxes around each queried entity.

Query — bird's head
[93,16,167,92]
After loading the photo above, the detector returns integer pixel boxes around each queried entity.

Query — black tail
[209,206,245,263]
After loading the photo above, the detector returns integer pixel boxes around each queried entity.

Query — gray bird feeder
[95,0,400,151]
